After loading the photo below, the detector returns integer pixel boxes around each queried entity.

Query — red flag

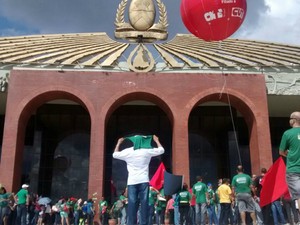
[260,157,289,207]
[150,162,165,190]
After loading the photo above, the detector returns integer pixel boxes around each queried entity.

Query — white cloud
[236,0,300,45]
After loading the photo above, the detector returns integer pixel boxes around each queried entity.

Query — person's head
[207,183,212,189]
[218,178,222,186]
[261,168,267,176]
[252,174,257,181]
[289,111,300,127]
[196,176,203,182]
[0,186,6,194]
[222,178,230,184]
[182,183,188,190]
[236,165,243,173]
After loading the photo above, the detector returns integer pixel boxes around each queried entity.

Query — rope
[219,74,242,166]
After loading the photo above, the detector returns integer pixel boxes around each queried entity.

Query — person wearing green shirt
[15,184,29,225]
[98,196,108,225]
[0,186,12,225]
[155,187,166,225]
[279,111,300,214]
[74,198,83,225]
[119,190,128,225]
[192,176,208,225]
[178,183,191,225]
[207,183,218,225]
[231,165,256,225]
[148,186,158,225]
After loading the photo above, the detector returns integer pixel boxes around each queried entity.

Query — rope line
[219,73,242,166]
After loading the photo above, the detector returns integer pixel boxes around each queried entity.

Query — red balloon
[180,0,247,41]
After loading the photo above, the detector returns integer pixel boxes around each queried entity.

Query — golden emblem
[115,0,168,43]
[127,43,155,72]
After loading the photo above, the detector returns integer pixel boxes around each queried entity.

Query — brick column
[172,112,190,186]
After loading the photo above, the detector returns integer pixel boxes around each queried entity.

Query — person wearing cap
[14,184,29,225]
[113,134,164,225]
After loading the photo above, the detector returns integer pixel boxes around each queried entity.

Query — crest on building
[114,0,168,72]
[115,0,168,42]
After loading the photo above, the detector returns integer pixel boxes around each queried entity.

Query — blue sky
[0,0,299,45]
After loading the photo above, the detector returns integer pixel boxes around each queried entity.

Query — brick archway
[0,88,92,192]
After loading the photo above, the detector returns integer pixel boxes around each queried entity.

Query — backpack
[82,204,88,215]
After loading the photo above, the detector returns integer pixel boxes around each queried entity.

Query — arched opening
[105,98,172,203]
[21,97,91,200]
[188,101,250,186]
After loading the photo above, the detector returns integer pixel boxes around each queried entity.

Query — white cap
[22,184,29,189]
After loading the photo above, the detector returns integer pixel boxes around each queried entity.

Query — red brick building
[0,33,300,201]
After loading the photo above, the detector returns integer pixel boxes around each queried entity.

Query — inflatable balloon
[180,0,247,41]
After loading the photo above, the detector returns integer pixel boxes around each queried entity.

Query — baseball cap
[22,184,29,189]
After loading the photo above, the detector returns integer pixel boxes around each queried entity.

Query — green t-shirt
[0,193,11,207]
[16,188,28,204]
[148,190,158,205]
[192,182,207,203]
[279,127,300,173]
[231,173,252,194]
[98,200,108,213]
[178,190,191,203]
[156,189,166,210]
[119,195,127,207]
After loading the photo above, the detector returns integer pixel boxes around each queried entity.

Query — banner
[260,157,288,207]
[164,171,183,196]
[150,162,165,190]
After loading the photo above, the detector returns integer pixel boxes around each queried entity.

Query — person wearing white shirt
[113,135,164,225]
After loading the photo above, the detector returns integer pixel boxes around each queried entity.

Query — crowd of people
[1,169,299,225]
[0,184,98,225]
[1,110,300,225]
[144,168,299,225]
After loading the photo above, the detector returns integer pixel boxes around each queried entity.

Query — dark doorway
[188,105,250,187]
[22,103,91,201]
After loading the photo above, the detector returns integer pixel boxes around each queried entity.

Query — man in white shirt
[113,135,164,225]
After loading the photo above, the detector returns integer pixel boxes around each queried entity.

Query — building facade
[0,8,300,200]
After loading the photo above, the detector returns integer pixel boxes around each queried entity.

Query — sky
[0,0,299,46]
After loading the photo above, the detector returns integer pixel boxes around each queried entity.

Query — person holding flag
[279,111,300,214]
[113,134,164,225]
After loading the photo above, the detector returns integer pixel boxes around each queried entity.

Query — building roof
[0,32,299,74]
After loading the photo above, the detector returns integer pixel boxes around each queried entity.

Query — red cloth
[260,157,289,207]
[189,188,196,206]
[110,179,117,197]
[150,162,165,190]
